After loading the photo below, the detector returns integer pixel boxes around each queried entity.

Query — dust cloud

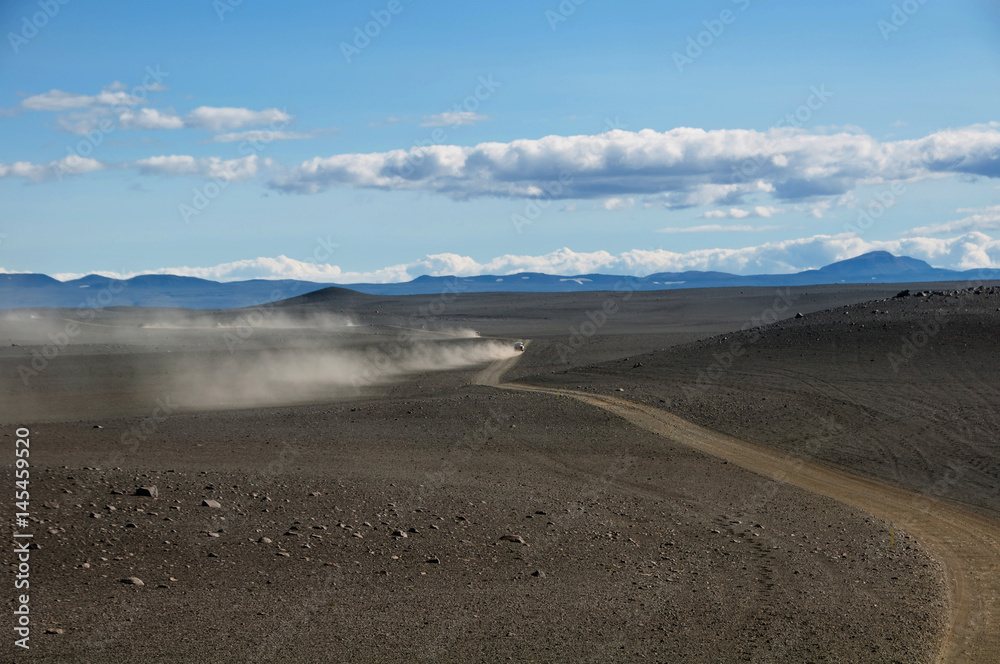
[167,338,517,410]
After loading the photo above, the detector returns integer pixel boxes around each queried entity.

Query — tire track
[476,347,999,664]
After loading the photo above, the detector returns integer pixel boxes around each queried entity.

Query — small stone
[202,499,221,509]
[259,537,272,544]
[391,530,407,538]
[207,552,219,558]
[499,535,526,544]
[531,570,546,578]
[426,557,440,564]
[81,562,91,569]
[121,577,144,586]
[276,551,291,557]
[45,628,64,634]
[795,312,805,318]
[135,486,158,499]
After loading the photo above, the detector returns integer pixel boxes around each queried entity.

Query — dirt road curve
[483,355,999,663]
[473,344,527,386]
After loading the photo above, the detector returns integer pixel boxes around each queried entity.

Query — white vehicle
[513,341,525,352]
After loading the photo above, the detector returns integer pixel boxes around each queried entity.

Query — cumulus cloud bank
[268,124,1000,206]
[909,206,1000,236]
[9,82,291,135]
[51,229,1000,283]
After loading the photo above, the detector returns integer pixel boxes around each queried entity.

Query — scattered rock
[531,570,546,578]
[499,535,526,544]
[794,312,805,319]
[391,530,407,538]
[45,628,64,635]
[259,537,272,544]
[135,486,158,499]
[121,577,144,586]
[426,557,440,564]
[202,499,221,508]
[894,289,911,298]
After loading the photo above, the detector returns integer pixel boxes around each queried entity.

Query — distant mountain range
[2,252,998,309]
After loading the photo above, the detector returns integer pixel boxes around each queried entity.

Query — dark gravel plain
[3,281,991,662]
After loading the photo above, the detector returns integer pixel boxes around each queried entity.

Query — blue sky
[2,0,999,282]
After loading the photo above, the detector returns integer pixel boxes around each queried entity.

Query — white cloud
[699,206,785,219]
[129,154,263,181]
[909,205,1000,236]
[657,224,782,233]
[269,124,1000,206]
[183,106,291,132]
[368,116,410,128]
[52,232,1000,284]
[118,108,185,130]
[419,111,489,127]
[601,196,634,211]
[12,82,294,135]
[209,129,318,143]
[702,208,752,219]
[19,85,147,111]
[0,156,103,182]
[54,256,413,284]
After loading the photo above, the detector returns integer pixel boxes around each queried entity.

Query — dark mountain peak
[3,251,998,308]
[819,251,935,276]
[0,273,62,287]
